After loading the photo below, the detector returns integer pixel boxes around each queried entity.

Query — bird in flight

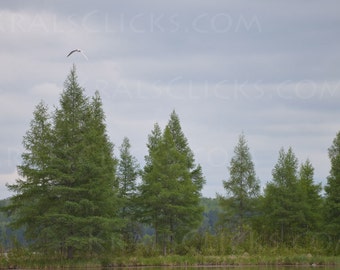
[67,49,88,60]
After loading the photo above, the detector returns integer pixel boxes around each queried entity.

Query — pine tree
[116,137,140,250]
[324,131,340,246]
[167,110,205,191]
[5,65,120,258]
[298,159,322,232]
[164,111,205,245]
[219,133,260,230]
[139,112,204,254]
[262,147,305,243]
[143,123,162,175]
[6,101,53,242]
[137,123,162,227]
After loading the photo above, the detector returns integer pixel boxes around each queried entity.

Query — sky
[1,1,340,198]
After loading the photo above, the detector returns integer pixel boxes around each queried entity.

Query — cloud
[0,2,339,198]
[30,82,61,104]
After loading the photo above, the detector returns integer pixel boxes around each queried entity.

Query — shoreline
[3,254,339,269]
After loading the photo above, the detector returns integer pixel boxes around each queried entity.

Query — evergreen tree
[219,133,260,229]
[262,147,305,243]
[143,123,162,175]
[324,131,340,246]
[137,123,162,227]
[116,137,140,250]
[5,66,120,258]
[139,112,204,255]
[298,159,322,232]
[6,101,53,244]
[164,112,205,246]
[166,110,205,191]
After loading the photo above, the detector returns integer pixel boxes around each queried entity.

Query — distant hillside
[0,199,25,249]
[200,197,221,233]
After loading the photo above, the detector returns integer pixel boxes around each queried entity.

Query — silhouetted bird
[67,49,88,60]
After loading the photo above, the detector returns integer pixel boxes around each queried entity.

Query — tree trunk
[67,246,74,259]
[163,238,167,256]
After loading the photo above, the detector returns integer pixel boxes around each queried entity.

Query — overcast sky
[1,1,340,198]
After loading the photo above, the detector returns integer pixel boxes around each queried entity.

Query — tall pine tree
[139,112,205,255]
[166,110,205,191]
[324,131,340,250]
[116,137,140,251]
[5,65,120,258]
[219,133,260,230]
[6,101,53,245]
[262,147,305,243]
[298,159,322,232]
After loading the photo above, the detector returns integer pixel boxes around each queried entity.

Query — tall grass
[1,228,339,268]
[1,249,340,268]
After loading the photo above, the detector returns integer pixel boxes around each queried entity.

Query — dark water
[50,264,340,270]
[111,267,336,270]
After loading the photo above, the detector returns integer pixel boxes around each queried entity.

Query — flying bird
[67,49,88,60]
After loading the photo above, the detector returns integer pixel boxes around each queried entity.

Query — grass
[1,250,340,269]
[103,254,340,267]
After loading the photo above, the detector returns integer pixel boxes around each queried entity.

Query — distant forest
[1,66,340,260]
[0,197,220,249]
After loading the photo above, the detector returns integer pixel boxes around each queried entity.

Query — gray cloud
[1,1,340,198]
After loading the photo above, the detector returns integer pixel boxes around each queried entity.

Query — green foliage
[0,199,26,249]
[117,137,140,199]
[3,65,120,258]
[298,159,322,231]
[138,111,205,255]
[261,148,300,241]
[324,131,340,250]
[219,133,260,231]
[260,147,323,246]
[261,148,302,243]
[116,137,141,252]
[200,197,221,233]
[167,111,205,191]
[3,64,340,262]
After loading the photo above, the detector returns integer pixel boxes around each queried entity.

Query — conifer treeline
[2,66,340,258]
[2,66,204,258]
